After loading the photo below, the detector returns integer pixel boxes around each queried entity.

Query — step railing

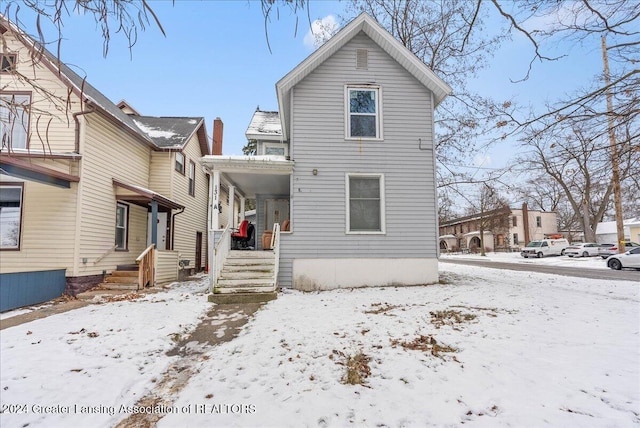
[271,222,281,291]
[136,244,155,290]
[213,225,231,292]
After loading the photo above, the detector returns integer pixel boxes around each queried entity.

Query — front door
[147,212,168,249]
[264,199,289,231]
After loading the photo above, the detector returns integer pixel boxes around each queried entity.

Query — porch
[201,155,293,300]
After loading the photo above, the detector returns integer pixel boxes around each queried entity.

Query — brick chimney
[213,117,223,155]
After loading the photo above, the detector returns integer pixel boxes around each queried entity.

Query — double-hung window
[1,92,31,150]
[346,174,385,234]
[175,152,185,174]
[346,86,381,139]
[188,161,196,196]
[0,183,23,249]
[115,203,129,250]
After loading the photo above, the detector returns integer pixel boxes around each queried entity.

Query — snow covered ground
[1,264,638,427]
[440,251,611,270]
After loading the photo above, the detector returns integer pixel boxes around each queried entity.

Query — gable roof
[245,109,282,141]
[132,116,210,154]
[0,16,209,155]
[276,12,452,141]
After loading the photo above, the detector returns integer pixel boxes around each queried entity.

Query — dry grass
[332,349,372,386]
[390,335,458,359]
[365,302,400,314]
[430,309,477,329]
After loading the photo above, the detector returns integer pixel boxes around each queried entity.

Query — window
[512,216,517,227]
[346,174,385,233]
[536,216,542,227]
[115,203,128,250]
[175,152,185,174]
[0,183,23,250]
[263,143,288,157]
[188,160,196,196]
[1,54,17,73]
[513,233,519,245]
[346,86,381,139]
[1,92,31,150]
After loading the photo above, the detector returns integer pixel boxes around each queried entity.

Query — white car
[564,242,600,257]
[607,247,640,270]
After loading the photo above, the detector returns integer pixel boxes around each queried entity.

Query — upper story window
[0,183,23,250]
[188,161,196,196]
[262,142,288,157]
[1,92,31,150]
[512,216,518,227]
[536,216,542,227]
[1,54,17,73]
[175,152,185,174]
[345,86,381,140]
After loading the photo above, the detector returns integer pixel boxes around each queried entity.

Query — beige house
[0,17,211,311]
[439,203,559,253]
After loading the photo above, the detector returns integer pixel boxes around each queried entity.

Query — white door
[147,212,168,249]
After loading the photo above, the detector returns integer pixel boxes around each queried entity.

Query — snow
[1,265,638,427]
[133,120,177,139]
[440,251,611,270]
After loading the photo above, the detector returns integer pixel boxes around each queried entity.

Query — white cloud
[303,15,339,50]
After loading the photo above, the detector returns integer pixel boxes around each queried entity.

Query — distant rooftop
[132,117,203,150]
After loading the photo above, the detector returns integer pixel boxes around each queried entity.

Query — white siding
[156,250,179,284]
[279,33,438,287]
[170,135,208,270]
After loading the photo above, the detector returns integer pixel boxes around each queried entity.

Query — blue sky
[9,1,604,165]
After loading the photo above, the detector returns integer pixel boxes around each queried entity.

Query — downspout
[73,103,95,153]
[170,207,185,250]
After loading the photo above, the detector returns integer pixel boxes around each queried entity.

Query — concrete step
[209,292,277,304]
[227,251,274,260]
[215,285,276,294]
[217,278,274,287]
[222,264,275,272]
[219,271,273,280]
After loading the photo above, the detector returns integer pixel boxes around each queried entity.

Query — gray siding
[279,33,437,288]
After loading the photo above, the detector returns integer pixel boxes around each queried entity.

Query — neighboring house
[202,13,452,293]
[0,17,210,311]
[594,218,636,244]
[439,203,559,252]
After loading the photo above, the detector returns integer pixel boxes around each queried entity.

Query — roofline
[0,15,156,149]
[276,12,452,141]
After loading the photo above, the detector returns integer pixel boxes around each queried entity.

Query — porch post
[228,185,236,228]
[240,197,246,222]
[150,200,158,247]
[212,170,220,229]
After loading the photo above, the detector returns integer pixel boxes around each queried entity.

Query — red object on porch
[232,220,249,239]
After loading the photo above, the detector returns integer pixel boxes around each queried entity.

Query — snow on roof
[245,110,282,139]
[132,117,203,150]
[595,218,636,235]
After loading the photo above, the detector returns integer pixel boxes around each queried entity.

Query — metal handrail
[213,225,231,292]
[271,222,281,291]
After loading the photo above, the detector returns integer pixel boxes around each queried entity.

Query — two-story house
[0,17,211,311]
[439,203,559,252]
[203,13,451,296]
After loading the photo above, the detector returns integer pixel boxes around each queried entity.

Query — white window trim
[262,142,289,157]
[115,203,128,250]
[345,173,386,235]
[175,152,185,174]
[344,85,383,141]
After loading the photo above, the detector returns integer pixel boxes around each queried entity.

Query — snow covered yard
[163,263,638,428]
[440,251,612,270]
[1,265,639,427]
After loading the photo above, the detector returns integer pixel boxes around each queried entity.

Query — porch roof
[112,179,184,211]
[200,155,293,198]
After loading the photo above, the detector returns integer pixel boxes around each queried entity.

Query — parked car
[564,242,600,257]
[606,247,640,270]
[598,241,640,259]
[521,238,570,258]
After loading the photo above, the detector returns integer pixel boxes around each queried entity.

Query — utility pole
[601,36,626,254]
